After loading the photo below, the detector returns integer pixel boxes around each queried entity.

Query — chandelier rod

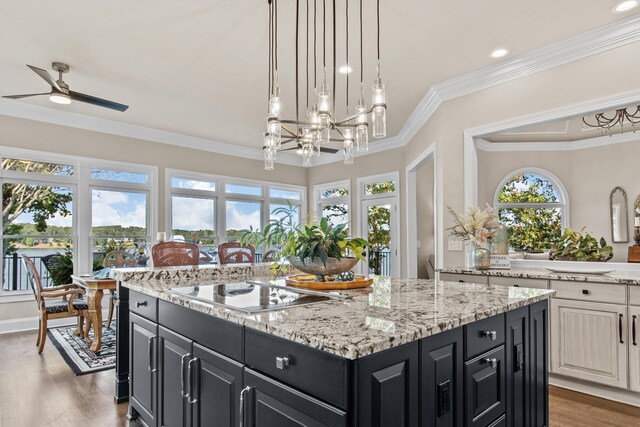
[274,0,279,89]
[376,0,381,76]
[346,0,349,114]
[295,0,299,126]
[332,0,336,115]
[268,0,272,106]
[359,0,363,86]
[306,0,309,109]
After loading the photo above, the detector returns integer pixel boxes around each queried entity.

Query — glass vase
[473,246,491,270]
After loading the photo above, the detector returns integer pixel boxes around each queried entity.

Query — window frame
[493,167,569,234]
[313,179,351,230]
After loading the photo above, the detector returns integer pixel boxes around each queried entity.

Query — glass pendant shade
[267,119,281,148]
[343,138,354,165]
[372,77,385,106]
[301,143,314,166]
[264,157,274,170]
[372,106,386,138]
[263,132,275,150]
[356,124,369,152]
[317,84,331,114]
[318,113,331,144]
[269,87,281,118]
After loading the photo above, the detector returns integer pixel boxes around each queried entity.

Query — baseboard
[0,309,112,334]
[550,374,640,408]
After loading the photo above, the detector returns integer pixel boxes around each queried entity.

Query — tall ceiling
[1,0,638,151]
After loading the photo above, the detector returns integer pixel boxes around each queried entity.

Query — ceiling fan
[2,62,129,112]
[267,138,340,154]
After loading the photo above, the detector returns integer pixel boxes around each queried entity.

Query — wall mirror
[610,187,629,243]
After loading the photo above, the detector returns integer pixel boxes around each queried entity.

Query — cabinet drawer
[244,328,349,409]
[464,345,506,427]
[130,290,158,322]
[439,272,489,285]
[550,280,626,304]
[465,313,505,360]
[630,286,640,306]
[489,276,548,289]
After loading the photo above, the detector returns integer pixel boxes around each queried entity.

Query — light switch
[448,239,463,251]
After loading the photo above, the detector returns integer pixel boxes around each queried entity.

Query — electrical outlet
[448,239,463,251]
[416,240,421,248]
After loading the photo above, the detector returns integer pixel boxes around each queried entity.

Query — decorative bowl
[288,257,359,282]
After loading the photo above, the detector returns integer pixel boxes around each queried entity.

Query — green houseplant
[242,203,369,281]
[549,228,613,262]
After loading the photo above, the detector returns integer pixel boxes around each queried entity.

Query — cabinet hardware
[188,357,199,404]
[276,356,290,370]
[633,315,637,346]
[484,358,498,368]
[147,336,157,373]
[239,386,252,427]
[513,284,519,287]
[437,380,450,416]
[136,301,147,308]
[581,289,589,295]
[619,314,624,345]
[483,330,497,341]
[180,354,190,398]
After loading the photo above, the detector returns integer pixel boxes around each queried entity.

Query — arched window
[494,168,568,253]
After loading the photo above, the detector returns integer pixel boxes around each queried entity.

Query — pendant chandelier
[263,0,387,170]
[582,105,640,135]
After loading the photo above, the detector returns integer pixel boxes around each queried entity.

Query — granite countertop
[110,262,273,282]
[122,276,554,360]
[440,267,640,286]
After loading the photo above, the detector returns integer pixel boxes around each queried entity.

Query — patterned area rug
[47,321,116,375]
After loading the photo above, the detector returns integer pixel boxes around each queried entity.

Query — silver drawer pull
[180,353,190,398]
[483,330,497,340]
[485,358,498,368]
[275,356,290,370]
[136,301,147,308]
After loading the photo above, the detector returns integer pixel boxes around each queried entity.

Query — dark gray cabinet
[158,326,192,427]
[192,342,244,427]
[130,312,158,427]
[242,369,348,427]
[358,341,419,427]
[464,345,506,427]
[421,328,464,427]
[506,307,528,427]
[529,300,549,427]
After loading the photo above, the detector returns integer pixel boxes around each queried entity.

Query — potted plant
[242,203,369,281]
[447,205,500,270]
[549,228,613,262]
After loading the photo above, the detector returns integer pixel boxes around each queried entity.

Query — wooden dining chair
[22,255,89,354]
[151,241,200,267]
[262,249,277,262]
[218,242,256,264]
[102,250,138,328]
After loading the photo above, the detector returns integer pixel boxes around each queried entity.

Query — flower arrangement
[447,204,500,246]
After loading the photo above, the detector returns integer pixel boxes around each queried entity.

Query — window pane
[92,238,144,265]
[498,173,559,203]
[226,200,262,241]
[3,238,73,291]
[172,177,216,192]
[365,181,396,195]
[270,203,300,226]
[171,196,216,242]
[498,207,562,252]
[91,189,147,236]
[321,187,348,199]
[2,184,73,236]
[2,158,73,176]
[225,183,262,196]
[321,203,349,228]
[91,169,149,184]
[270,188,301,200]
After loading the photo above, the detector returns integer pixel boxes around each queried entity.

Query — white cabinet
[489,276,548,289]
[551,298,627,389]
[629,306,640,392]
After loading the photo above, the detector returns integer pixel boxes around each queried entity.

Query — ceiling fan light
[49,92,71,105]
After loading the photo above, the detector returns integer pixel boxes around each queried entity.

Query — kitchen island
[114,266,554,427]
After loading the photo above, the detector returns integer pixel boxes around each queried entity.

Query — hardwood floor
[2,331,640,426]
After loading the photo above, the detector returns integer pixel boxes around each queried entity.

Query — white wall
[416,159,435,278]
[477,139,640,262]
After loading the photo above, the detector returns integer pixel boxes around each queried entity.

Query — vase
[490,223,509,255]
[472,246,491,270]
[288,257,359,282]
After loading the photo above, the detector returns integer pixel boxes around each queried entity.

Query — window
[172,177,216,192]
[225,183,262,196]
[315,180,350,229]
[226,200,262,241]
[91,168,148,184]
[494,169,567,252]
[2,158,74,176]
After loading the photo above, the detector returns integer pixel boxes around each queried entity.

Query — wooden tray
[285,274,373,290]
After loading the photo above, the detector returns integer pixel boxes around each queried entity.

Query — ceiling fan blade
[2,92,50,99]
[27,65,62,92]
[319,147,340,154]
[69,91,129,112]
[280,146,301,152]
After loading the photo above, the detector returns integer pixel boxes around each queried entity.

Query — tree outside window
[496,172,563,253]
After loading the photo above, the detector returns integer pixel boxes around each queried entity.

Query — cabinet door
[421,328,463,427]
[130,312,158,426]
[192,342,244,427]
[358,341,419,427]
[464,345,506,427]
[506,307,528,427]
[529,300,549,427]
[629,306,640,392]
[158,326,192,427]
[243,368,347,427]
[551,299,627,388]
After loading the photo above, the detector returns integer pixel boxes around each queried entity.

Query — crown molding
[2,15,640,168]
[0,99,303,167]
[476,129,640,152]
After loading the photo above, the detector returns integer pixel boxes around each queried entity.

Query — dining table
[71,274,117,352]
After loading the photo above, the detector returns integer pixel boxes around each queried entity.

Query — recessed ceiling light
[490,48,510,59]
[338,65,352,74]
[613,1,638,13]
